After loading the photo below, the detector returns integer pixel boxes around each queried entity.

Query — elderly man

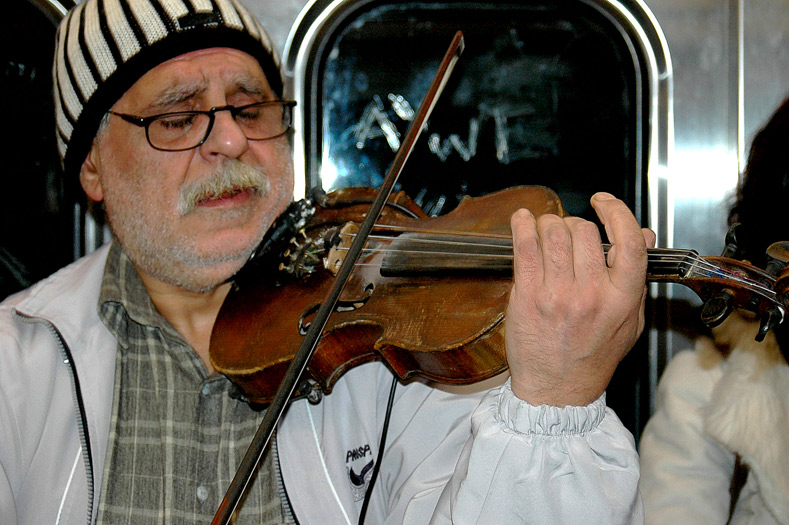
[0,0,652,523]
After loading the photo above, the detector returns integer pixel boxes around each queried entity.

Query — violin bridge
[325,222,359,275]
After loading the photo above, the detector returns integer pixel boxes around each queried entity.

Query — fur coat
[639,312,789,524]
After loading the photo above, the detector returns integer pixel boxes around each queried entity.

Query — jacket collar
[13,244,111,344]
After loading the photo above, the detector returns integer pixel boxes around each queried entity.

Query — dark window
[309,0,647,222]
[1,0,74,298]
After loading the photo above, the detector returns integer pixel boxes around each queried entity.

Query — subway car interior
[3,0,788,443]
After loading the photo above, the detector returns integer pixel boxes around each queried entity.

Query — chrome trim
[26,0,72,25]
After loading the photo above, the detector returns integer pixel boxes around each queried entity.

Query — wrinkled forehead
[118,47,277,110]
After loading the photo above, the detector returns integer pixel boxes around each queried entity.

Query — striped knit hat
[53,0,282,183]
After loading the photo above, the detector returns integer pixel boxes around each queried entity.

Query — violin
[210,184,789,405]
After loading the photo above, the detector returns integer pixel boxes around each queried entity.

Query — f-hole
[299,283,375,335]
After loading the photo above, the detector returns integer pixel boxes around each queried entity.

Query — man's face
[82,48,294,292]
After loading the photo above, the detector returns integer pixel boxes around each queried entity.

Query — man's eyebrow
[140,75,274,113]
[146,84,206,112]
[228,74,272,99]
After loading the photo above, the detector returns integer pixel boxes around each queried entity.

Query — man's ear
[80,147,104,202]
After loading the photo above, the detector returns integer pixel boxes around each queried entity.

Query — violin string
[334,230,775,295]
[353,252,774,296]
[343,231,723,273]
[362,233,730,273]
[370,223,512,239]
[359,228,706,258]
[348,245,771,291]
[363,233,513,250]
[343,232,723,273]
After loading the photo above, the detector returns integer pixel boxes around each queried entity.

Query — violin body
[210,186,564,404]
[210,185,789,405]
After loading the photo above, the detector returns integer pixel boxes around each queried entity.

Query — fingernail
[593,192,615,201]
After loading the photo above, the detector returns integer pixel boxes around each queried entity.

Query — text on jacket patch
[346,444,372,463]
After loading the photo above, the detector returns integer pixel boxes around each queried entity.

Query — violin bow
[212,31,466,524]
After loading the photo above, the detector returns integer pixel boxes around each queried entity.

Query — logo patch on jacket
[346,444,374,501]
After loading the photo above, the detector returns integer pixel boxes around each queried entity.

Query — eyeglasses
[108,100,297,151]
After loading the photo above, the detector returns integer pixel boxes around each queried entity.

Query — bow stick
[212,30,465,524]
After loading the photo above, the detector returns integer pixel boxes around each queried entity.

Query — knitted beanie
[53,0,282,183]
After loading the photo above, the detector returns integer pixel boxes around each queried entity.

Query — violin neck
[379,233,701,281]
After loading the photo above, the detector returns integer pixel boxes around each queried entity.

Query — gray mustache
[178,160,270,214]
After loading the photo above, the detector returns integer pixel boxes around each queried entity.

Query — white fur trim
[704,314,789,523]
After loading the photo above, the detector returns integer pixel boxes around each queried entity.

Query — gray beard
[107,159,272,293]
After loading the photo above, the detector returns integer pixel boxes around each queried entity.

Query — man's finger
[565,216,606,284]
[536,214,574,284]
[510,208,543,290]
[590,192,647,290]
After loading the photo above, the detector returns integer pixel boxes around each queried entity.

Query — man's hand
[505,192,656,406]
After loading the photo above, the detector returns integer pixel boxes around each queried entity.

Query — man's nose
[199,109,249,160]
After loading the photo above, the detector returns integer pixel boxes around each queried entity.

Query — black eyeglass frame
[108,100,297,152]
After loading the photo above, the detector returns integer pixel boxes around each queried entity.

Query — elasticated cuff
[496,378,607,435]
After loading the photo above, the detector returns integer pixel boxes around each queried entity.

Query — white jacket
[639,313,789,524]
[1,245,643,524]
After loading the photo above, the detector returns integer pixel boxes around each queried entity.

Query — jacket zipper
[18,314,95,525]
[273,433,299,524]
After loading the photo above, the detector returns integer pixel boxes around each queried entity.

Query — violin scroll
[698,232,789,341]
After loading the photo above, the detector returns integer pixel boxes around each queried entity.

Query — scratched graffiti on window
[350,93,558,165]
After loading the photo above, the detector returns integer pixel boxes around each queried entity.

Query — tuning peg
[701,290,734,327]
[765,241,789,277]
[757,306,784,342]
[766,241,789,303]
[751,241,789,341]
[721,223,744,258]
